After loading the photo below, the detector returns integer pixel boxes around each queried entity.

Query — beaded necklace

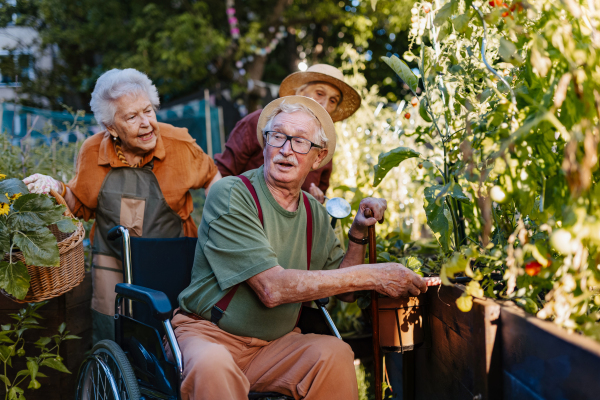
[114,140,143,168]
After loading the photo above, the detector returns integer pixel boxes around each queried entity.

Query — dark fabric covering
[128,236,197,333]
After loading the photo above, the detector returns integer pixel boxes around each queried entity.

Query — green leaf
[1,324,10,331]
[63,335,81,340]
[15,370,29,378]
[456,293,473,312]
[434,0,458,27]
[54,218,77,233]
[13,228,59,267]
[8,387,24,400]
[0,261,31,300]
[424,185,453,253]
[373,147,421,187]
[437,21,452,42]
[0,219,10,254]
[40,358,70,374]
[499,38,523,65]
[27,360,38,381]
[34,337,51,347]
[0,345,12,362]
[0,374,10,386]
[381,55,419,94]
[450,184,470,203]
[419,98,432,122]
[0,178,28,204]
[9,194,65,231]
[453,13,471,33]
[28,378,41,390]
[58,322,66,334]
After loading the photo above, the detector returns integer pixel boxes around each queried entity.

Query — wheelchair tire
[75,339,141,400]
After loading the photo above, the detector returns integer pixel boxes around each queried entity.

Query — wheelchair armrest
[115,283,172,321]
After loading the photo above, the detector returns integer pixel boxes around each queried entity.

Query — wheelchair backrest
[126,236,197,333]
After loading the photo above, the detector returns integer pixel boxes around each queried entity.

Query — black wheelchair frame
[75,225,341,400]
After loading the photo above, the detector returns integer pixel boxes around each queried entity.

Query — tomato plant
[375,0,600,339]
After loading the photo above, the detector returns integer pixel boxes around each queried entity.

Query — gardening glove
[23,173,62,195]
[309,183,325,204]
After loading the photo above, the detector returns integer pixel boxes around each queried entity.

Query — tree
[1,0,414,111]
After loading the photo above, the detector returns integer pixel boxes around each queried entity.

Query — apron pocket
[120,196,146,237]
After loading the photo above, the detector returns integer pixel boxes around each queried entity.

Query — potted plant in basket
[0,173,82,301]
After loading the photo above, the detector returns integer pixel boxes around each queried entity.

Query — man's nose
[280,139,294,155]
[314,97,328,109]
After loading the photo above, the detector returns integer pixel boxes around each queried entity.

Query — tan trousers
[169,312,359,400]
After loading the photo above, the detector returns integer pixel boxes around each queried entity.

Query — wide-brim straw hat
[257,96,336,170]
[279,64,361,122]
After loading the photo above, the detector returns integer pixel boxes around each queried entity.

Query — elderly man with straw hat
[215,64,361,203]
[174,96,439,399]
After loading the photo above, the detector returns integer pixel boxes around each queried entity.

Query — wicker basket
[2,189,86,303]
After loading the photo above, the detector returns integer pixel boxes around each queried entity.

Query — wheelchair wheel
[75,339,140,400]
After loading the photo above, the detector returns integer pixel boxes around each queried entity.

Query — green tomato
[490,185,507,203]
[550,229,573,255]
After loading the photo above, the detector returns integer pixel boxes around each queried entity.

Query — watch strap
[348,230,368,245]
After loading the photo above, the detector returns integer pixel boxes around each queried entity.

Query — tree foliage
[0,0,415,109]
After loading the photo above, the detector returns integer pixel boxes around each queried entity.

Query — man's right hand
[372,263,429,298]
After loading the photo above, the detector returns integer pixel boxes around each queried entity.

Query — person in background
[24,68,221,343]
[215,64,361,203]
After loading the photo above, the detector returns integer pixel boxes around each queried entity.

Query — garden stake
[365,208,382,400]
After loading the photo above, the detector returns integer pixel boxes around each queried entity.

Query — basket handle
[49,189,76,219]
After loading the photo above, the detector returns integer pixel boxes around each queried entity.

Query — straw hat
[279,64,361,122]
[257,96,336,170]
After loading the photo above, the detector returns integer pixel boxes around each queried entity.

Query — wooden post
[204,89,212,157]
[365,208,382,400]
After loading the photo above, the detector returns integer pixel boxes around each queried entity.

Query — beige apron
[91,163,184,316]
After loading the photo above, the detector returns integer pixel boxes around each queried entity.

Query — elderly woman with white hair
[24,68,221,343]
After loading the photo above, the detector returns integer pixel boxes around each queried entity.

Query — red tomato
[411,97,419,107]
[404,112,411,119]
[525,261,542,276]
[489,1,495,6]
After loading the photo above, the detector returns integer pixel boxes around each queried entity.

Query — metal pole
[204,89,213,157]
[365,208,382,400]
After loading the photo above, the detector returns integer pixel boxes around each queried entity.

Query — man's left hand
[309,183,325,204]
[350,197,387,237]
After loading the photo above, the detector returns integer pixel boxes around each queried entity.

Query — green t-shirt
[178,166,345,341]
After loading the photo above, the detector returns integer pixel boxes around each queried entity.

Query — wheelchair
[75,225,341,400]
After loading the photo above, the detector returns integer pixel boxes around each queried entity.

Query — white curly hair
[90,68,160,129]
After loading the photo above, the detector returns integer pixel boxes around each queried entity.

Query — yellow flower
[0,173,5,180]
[0,203,9,216]
[9,193,22,200]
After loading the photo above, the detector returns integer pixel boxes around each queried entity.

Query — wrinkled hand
[373,263,429,297]
[23,173,61,194]
[309,183,325,204]
[350,197,387,237]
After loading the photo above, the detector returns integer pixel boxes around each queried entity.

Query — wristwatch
[348,230,369,245]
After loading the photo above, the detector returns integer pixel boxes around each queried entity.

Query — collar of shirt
[97,128,166,168]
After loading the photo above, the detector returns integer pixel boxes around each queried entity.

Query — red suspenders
[210,175,313,325]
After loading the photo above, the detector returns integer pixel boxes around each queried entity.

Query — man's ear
[312,148,328,170]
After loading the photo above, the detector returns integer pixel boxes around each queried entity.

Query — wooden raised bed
[402,285,600,400]
[0,272,92,400]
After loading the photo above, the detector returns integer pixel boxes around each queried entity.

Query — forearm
[248,264,378,308]
[64,187,77,214]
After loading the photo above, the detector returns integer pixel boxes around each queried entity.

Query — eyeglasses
[264,131,324,154]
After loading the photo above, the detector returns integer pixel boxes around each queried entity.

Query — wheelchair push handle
[107,225,126,241]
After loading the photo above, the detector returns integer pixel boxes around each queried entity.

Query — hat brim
[279,71,361,122]
[257,96,336,170]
